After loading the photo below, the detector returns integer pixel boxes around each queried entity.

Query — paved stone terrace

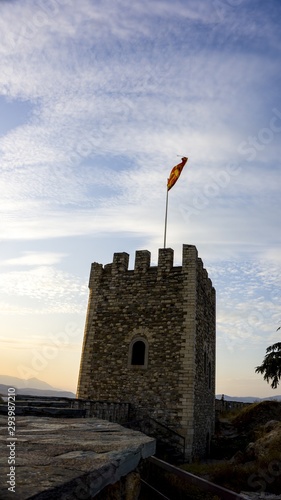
[0,416,155,499]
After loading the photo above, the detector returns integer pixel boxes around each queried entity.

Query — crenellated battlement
[89,245,214,293]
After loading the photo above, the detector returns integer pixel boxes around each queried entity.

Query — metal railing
[125,414,186,463]
[148,456,245,500]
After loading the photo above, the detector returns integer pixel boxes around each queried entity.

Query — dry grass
[182,458,281,494]
[181,461,257,493]
[231,400,281,432]
[182,401,281,494]
[140,402,281,497]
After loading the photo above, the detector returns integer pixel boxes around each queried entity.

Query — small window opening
[131,341,145,365]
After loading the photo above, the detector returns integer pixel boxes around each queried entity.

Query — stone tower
[77,244,216,461]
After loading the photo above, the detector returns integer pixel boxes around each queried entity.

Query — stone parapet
[0,416,155,500]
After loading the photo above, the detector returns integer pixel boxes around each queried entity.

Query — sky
[0,0,281,398]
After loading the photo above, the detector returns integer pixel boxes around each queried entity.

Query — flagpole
[163,185,169,249]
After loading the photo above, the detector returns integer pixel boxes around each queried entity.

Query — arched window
[128,337,148,369]
[131,341,145,365]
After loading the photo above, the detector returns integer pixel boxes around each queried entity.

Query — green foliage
[255,341,281,389]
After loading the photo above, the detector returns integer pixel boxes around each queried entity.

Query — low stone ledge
[0,416,155,499]
[0,405,86,418]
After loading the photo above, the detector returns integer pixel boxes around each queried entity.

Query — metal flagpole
[163,186,169,249]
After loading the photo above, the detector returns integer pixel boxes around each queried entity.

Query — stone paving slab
[0,416,155,499]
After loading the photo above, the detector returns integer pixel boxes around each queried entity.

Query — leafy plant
[255,341,281,389]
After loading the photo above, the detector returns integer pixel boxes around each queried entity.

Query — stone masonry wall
[193,258,216,458]
[77,244,216,461]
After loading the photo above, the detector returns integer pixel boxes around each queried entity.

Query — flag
[167,157,188,191]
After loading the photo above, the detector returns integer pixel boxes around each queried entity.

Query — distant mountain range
[216,394,281,403]
[0,375,76,398]
[1,375,280,402]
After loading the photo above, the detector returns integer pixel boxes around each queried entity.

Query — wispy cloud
[2,252,67,267]
[210,259,281,355]
[0,265,87,314]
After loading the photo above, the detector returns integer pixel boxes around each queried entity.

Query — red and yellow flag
[167,157,188,191]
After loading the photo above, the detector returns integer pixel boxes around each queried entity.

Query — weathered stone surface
[0,416,155,499]
[77,244,216,461]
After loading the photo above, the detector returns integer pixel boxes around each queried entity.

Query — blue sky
[1,0,281,397]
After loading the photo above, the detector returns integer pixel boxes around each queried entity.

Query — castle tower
[77,244,216,461]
